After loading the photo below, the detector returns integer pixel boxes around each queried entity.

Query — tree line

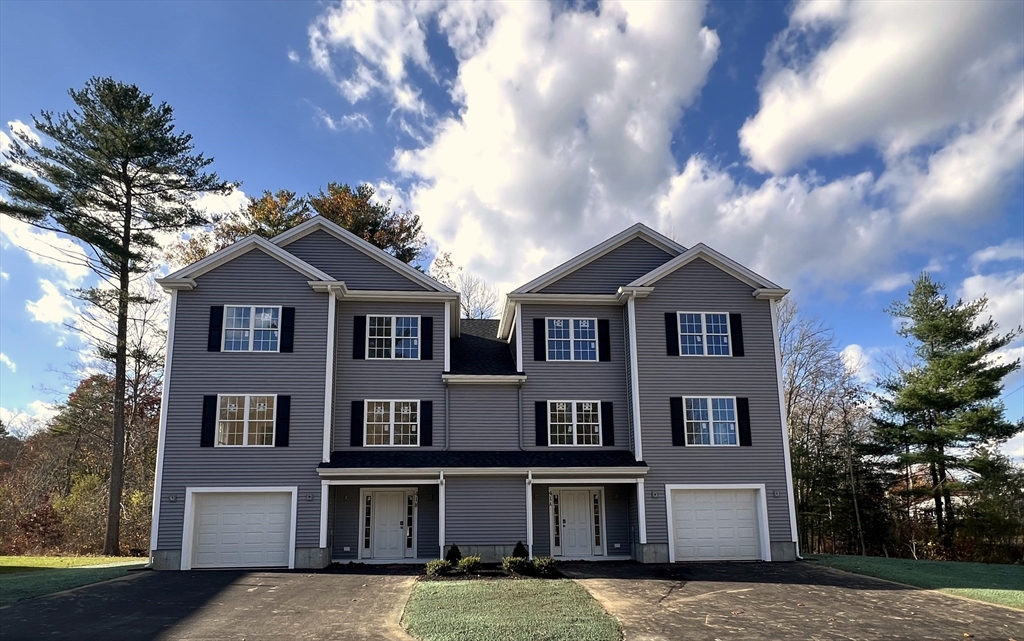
[1,78,1021,560]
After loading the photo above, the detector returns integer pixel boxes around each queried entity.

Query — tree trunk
[928,459,943,543]
[846,434,866,556]
[103,191,131,556]
[937,455,955,550]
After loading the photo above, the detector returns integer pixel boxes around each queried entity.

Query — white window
[223,306,281,352]
[677,312,731,356]
[365,400,419,446]
[367,315,420,359]
[548,401,602,446]
[216,394,276,446]
[547,318,598,361]
[684,397,737,446]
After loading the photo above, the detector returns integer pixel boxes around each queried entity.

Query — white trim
[664,483,772,563]
[754,288,790,300]
[271,217,452,292]
[160,235,333,286]
[515,302,523,369]
[512,223,685,294]
[363,399,422,447]
[323,296,336,462]
[441,374,528,385]
[319,480,329,549]
[157,277,196,291]
[318,466,648,477]
[310,282,459,303]
[357,487,419,560]
[547,486,607,558]
[680,396,741,447]
[366,314,422,360]
[149,290,177,554]
[213,394,278,447]
[544,317,600,362]
[547,400,603,447]
[531,477,643,484]
[636,479,647,544]
[322,478,441,486]
[444,301,451,372]
[438,472,446,551]
[525,471,533,559]
[180,486,298,570]
[675,311,733,357]
[771,298,800,555]
[626,296,643,461]
[221,305,282,353]
[628,243,782,291]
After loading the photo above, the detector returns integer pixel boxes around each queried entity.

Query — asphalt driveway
[0,565,418,641]
[561,561,1022,641]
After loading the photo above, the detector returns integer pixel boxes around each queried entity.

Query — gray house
[150,218,798,570]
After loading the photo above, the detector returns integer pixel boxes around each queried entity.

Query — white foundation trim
[663,483,772,563]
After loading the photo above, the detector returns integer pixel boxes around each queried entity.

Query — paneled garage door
[192,492,292,568]
[671,489,762,561]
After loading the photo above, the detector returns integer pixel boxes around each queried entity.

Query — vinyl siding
[447,385,521,450]
[444,476,527,546]
[537,238,674,294]
[634,258,793,544]
[333,300,446,450]
[329,484,439,559]
[157,248,327,551]
[519,304,631,451]
[283,229,427,291]
[531,483,634,557]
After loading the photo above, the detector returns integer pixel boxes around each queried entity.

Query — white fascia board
[442,374,527,385]
[754,288,791,300]
[628,243,783,291]
[271,217,454,293]
[157,278,197,291]
[510,223,686,295]
[507,293,622,305]
[160,236,333,286]
[497,297,517,340]
[318,466,648,478]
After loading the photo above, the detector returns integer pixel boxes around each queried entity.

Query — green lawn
[809,555,1024,610]
[0,556,147,606]
[403,579,620,641]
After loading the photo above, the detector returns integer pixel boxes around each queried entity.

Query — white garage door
[192,492,292,568]
[671,489,762,561]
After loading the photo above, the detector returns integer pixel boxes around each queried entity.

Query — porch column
[319,480,329,549]
[637,479,647,544]
[525,471,533,559]
[438,471,446,555]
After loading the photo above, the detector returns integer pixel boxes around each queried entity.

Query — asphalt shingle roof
[319,449,647,469]
[448,318,519,376]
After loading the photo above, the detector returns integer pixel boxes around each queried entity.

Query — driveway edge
[389,575,420,641]
[0,567,151,610]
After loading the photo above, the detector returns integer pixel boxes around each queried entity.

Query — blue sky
[1,1,1022,457]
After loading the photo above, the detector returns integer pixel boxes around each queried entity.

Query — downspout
[518,382,525,450]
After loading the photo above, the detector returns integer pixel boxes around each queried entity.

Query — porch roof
[318,449,647,472]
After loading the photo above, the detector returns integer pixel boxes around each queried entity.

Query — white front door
[372,491,406,559]
[559,490,594,557]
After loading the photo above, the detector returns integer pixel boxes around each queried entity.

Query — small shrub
[532,556,558,576]
[444,544,462,564]
[511,541,529,558]
[501,555,532,575]
[456,555,482,574]
[424,559,452,576]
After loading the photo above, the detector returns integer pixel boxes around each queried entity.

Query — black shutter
[351,401,364,447]
[601,401,615,446]
[420,400,433,446]
[737,397,752,446]
[598,319,611,362]
[535,401,548,446]
[670,397,685,446]
[665,312,679,356]
[275,395,291,447]
[421,317,433,360]
[207,306,224,352]
[533,318,546,361]
[353,315,366,360]
[729,313,745,357]
[200,395,217,447]
[280,307,296,353]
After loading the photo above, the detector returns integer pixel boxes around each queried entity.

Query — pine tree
[872,273,1022,550]
[0,77,235,554]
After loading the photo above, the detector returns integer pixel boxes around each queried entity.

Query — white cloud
[0,216,91,286]
[0,271,8,280]
[866,272,912,294]
[193,187,248,219]
[311,105,372,132]
[960,270,1024,337]
[971,239,1024,268]
[740,1,1023,174]
[0,401,57,437]
[0,352,15,372]
[26,278,78,326]
[287,49,300,63]
[840,343,877,384]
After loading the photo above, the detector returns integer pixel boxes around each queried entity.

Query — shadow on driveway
[560,561,1022,641]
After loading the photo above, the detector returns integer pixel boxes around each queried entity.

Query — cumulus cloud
[0,217,90,286]
[26,278,79,326]
[971,239,1024,268]
[0,401,57,437]
[0,352,15,372]
[840,343,878,384]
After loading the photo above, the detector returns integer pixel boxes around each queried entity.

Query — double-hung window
[223,306,281,352]
[683,397,737,446]
[548,401,601,446]
[368,315,420,359]
[365,400,419,446]
[677,312,730,356]
[547,318,598,361]
[216,394,276,446]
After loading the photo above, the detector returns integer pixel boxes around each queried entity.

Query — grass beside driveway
[402,578,620,641]
[809,554,1023,609]
[0,556,146,606]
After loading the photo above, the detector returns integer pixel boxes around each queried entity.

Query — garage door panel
[672,489,762,561]
[191,492,292,569]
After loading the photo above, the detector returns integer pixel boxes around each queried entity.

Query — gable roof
[627,242,785,291]
[158,235,334,289]
[510,223,685,294]
[448,319,518,376]
[271,217,453,293]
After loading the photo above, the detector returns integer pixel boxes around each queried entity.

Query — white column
[637,479,647,545]
[525,471,534,559]
[444,301,451,372]
[149,289,178,555]
[319,480,329,549]
[322,292,337,463]
[515,302,524,370]
[627,296,643,461]
[438,471,446,555]
[771,297,800,557]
